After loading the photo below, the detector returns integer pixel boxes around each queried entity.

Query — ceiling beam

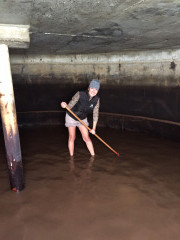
[0,24,30,49]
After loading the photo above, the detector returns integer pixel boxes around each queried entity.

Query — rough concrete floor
[0,126,180,240]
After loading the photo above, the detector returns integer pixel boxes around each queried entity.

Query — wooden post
[0,44,24,192]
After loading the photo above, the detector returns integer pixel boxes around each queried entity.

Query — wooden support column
[0,44,24,192]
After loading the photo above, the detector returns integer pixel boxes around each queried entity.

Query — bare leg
[68,127,76,156]
[78,125,95,156]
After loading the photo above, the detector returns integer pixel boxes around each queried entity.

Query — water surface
[0,126,180,240]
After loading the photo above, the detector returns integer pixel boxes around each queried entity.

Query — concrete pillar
[0,44,24,192]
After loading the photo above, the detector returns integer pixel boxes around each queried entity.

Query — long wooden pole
[65,106,119,157]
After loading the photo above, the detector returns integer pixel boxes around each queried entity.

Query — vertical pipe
[0,44,24,192]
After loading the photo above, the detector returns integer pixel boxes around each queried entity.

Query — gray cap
[89,79,100,90]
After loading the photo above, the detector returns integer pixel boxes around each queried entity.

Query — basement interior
[0,1,180,240]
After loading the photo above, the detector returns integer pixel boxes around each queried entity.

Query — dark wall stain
[170,61,176,70]
[119,63,121,71]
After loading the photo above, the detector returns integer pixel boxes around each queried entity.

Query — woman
[61,79,100,156]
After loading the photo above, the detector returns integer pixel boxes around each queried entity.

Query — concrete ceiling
[1,0,180,55]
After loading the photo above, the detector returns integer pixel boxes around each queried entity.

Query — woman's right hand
[61,102,67,108]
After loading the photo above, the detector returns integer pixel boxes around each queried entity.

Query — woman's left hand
[90,129,96,135]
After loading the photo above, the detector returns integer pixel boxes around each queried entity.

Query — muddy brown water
[0,125,180,240]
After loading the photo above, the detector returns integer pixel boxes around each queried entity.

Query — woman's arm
[90,99,100,134]
[61,92,80,109]
[68,91,80,109]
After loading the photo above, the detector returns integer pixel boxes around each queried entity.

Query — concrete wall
[11,50,180,85]
[9,49,180,139]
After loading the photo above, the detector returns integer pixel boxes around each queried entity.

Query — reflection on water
[69,156,95,180]
[0,126,180,240]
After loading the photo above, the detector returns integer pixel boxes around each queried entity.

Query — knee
[83,136,91,143]
[69,135,76,142]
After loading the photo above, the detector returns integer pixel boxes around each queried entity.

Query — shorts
[65,113,89,127]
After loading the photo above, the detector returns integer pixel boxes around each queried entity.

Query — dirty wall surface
[7,50,180,140]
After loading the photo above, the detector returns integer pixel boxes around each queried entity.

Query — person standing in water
[61,79,100,156]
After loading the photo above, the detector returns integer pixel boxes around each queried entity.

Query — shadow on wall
[13,79,180,122]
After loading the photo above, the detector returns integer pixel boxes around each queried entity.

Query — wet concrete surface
[0,125,180,240]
